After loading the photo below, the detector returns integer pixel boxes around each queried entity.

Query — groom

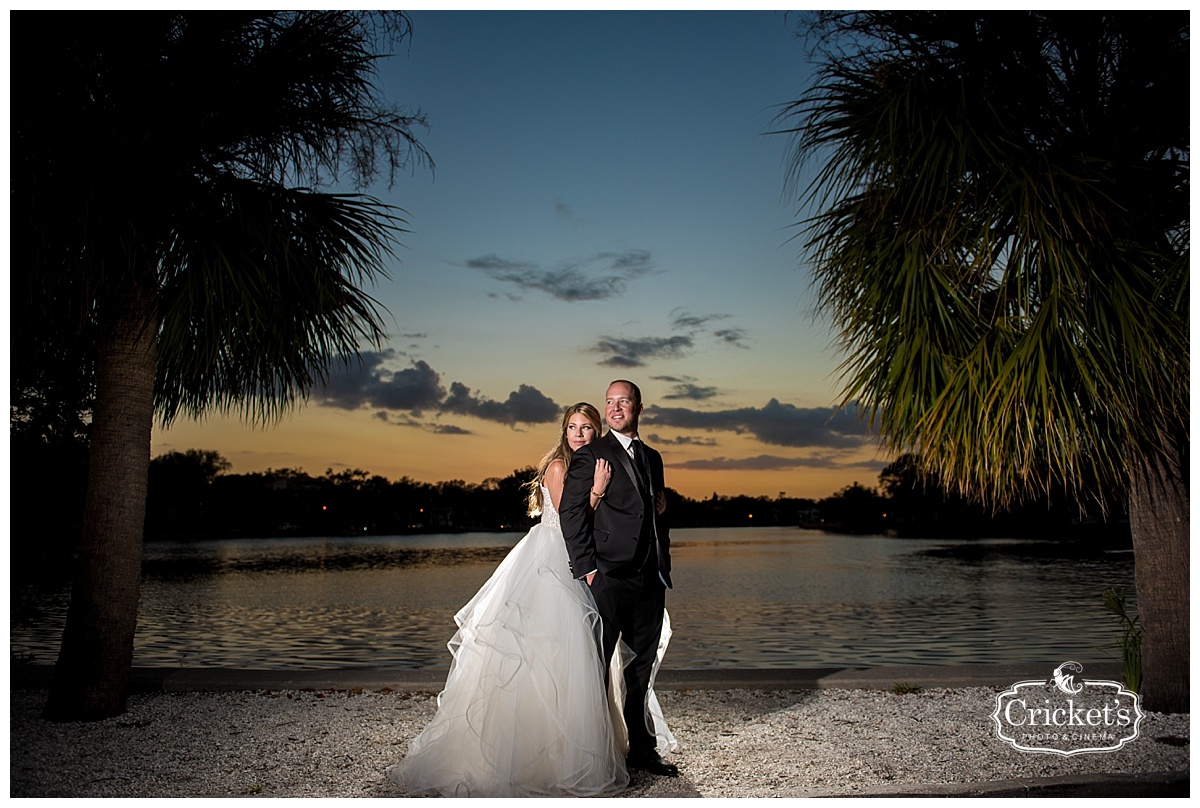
[560,379,678,777]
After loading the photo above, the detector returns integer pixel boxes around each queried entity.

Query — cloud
[646,433,719,447]
[652,374,720,401]
[373,410,471,434]
[670,307,750,349]
[713,328,750,349]
[316,353,445,414]
[665,383,719,400]
[466,250,653,302]
[592,335,693,367]
[583,311,747,370]
[601,250,653,273]
[317,355,559,431]
[670,309,730,332]
[554,197,598,227]
[465,254,534,273]
[432,423,473,435]
[643,399,872,450]
[669,454,886,473]
[440,381,561,426]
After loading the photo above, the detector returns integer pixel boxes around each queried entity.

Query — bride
[389,403,675,797]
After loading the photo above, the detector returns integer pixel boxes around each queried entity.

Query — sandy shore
[10,682,1189,798]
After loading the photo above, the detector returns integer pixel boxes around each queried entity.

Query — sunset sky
[155,10,888,501]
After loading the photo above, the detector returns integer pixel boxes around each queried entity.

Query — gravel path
[10,687,1188,798]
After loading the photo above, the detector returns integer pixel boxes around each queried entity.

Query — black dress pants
[589,564,666,756]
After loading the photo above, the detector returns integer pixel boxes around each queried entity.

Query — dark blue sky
[159,10,885,499]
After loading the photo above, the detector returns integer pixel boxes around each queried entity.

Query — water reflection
[12,528,1134,670]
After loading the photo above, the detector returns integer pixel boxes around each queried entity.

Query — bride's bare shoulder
[544,458,567,486]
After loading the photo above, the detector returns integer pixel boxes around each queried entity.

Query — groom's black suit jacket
[560,431,672,588]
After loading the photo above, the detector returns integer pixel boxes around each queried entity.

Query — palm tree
[777,12,1188,711]
[12,11,430,720]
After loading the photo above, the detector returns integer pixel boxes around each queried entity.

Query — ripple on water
[10,530,1134,669]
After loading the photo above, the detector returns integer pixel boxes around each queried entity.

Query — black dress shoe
[627,751,680,777]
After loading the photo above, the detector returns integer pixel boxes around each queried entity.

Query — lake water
[11,527,1135,671]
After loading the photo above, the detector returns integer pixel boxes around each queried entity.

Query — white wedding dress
[389,487,675,797]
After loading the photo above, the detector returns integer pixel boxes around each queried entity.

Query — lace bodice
[539,485,560,530]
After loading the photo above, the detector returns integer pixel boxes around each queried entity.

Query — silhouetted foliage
[136,450,1128,543]
[145,450,232,537]
[877,454,1130,543]
[144,456,540,539]
[781,9,1183,711]
[815,482,888,535]
[10,438,89,571]
[14,9,430,721]
[10,330,94,568]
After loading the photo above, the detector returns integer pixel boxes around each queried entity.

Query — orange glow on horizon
[154,405,885,503]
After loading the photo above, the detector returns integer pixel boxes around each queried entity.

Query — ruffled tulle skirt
[389,520,652,797]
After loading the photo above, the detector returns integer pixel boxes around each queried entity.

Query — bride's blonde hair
[525,402,603,516]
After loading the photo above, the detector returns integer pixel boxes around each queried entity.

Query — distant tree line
[11,442,1129,563]
[142,449,1130,542]
[144,450,533,538]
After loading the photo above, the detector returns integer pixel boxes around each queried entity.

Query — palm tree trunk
[1129,444,1189,714]
[43,286,158,722]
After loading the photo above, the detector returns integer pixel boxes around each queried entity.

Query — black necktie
[631,439,651,497]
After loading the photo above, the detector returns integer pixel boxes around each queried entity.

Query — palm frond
[780,11,1189,509]
[154,177,405,425]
